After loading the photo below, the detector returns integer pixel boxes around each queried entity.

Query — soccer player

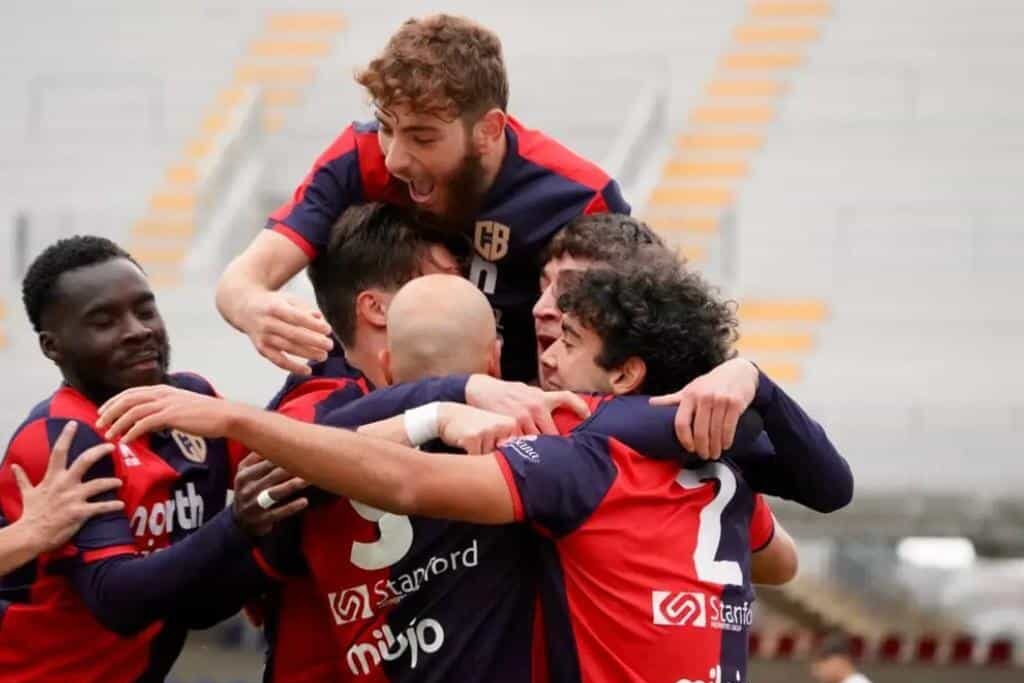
[216,14,629,384]
[256,202,469,683]
[0,422,122,575]
[101,257,842,682]
[0,236,304,683]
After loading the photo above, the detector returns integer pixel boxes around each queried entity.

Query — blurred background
[2,1,1022,681]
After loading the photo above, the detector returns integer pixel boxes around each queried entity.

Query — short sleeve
[266,125,363,257]
[749,494,776,553]
[493,433,617,537]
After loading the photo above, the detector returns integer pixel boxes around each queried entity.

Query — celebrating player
[216,14,629,384]
[0,236,303,682]
[100,253,849,682]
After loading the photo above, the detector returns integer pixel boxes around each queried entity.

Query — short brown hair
[543,213,667,268]
[356,14,509,120]
[308,203,469,346]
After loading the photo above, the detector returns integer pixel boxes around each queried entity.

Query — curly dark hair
[308,203,470,346]
[355,14,508,121]
[557,249,738,395]
[542,213,666,268]
[22,235,139,332]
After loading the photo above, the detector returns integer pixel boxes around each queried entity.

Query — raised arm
[216,231,332,375]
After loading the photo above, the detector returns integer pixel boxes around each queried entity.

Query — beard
[413,150,489,236]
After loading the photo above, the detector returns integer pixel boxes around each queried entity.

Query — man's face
[377,103,489,227]
[43,258,170,403]
[533,254,595,390]
[538,313,613,394]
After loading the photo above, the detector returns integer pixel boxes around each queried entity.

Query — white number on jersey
[349,500,414,570]
[676,462,743,586]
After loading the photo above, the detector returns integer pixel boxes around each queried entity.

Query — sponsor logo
[119,443,141,467]
[652,590,753,633]
[327,540,479,623]
[171,430,207,463]
[328,584,374,625]
[473,221,510,261]
[504,436,541,462]
[346,618,445,675]
[130,482,205,540]
[653,591,706,627]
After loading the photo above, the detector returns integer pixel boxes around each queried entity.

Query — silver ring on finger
[256,489,277,510]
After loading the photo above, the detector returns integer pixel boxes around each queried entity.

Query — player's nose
[532,285,557,320]
[384,138,413,178]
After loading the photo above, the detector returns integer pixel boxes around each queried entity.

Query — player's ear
[472,108,507,154]
[38,331,62,365]
[487,338,502,379]
[609,356,646,395]
[357,289,389,329]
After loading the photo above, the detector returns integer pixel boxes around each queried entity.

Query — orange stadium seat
[649,187,733,208]
[736,332,815,353]
[149,192,195,213]
[266,12,346,33]
[677,133,763,151]
[645,216,720,234]
[691,106,775,125]
[733,25,820,44]
[738,299,829,322]
[749,1,831,18]
[234,64,315,85]
[706,80,786,97]
[721,53,804,69]
[662,161,749,179]
[248,40,332,58]
[132,219,195,239]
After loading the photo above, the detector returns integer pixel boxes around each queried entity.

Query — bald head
[386,274,499,383]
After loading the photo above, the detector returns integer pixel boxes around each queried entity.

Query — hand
[240,290,333,375]
[465,376,591,435]
[649,357,759,460]
[97,386,236,443]
[437,403,524,453]
[232,454,309,537]
[14,421,124,554]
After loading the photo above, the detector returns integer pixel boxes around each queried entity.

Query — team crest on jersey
[171,430,207,463]
[473,221,510,261]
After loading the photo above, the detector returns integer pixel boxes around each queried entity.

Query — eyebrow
[374,109,442,135]
[81,291,155,318]
[561,318,582,341]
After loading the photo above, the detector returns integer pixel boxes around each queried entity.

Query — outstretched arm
[98,387,516,525]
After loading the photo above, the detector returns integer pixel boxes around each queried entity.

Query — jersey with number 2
[495,432,775,683]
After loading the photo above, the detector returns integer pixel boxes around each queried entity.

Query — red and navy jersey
[290,390,541,683]
[0,373,242,683]
[258,349,370,683]
[267,118,630,382]
[494,424,774,683]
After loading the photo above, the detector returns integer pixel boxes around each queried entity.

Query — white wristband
[404,402,440,446]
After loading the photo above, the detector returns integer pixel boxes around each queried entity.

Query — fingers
[271,296,333,340]
[122,412,169,445]
[79,477,123,499]
[237,452,264,470]
[673,394,697,452]
[11,465,31,496]
[554,391,592,420]
[257,342,313,376]
[531,404,558,436]
[264,476,308,503]
[263,317,332,356]
[103,402,164,441]
[649,391,684,407]
[257,497,309,526]
[68,443,116,480]
[235,459,276,489]
[97,386,164,426]
[692,394,713,459]
[82,499,126,516]
[45,421,78,478]
[707,399,724,460]
[253,467,301,494]
[262,331,329,364]
[720,400,743,452]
